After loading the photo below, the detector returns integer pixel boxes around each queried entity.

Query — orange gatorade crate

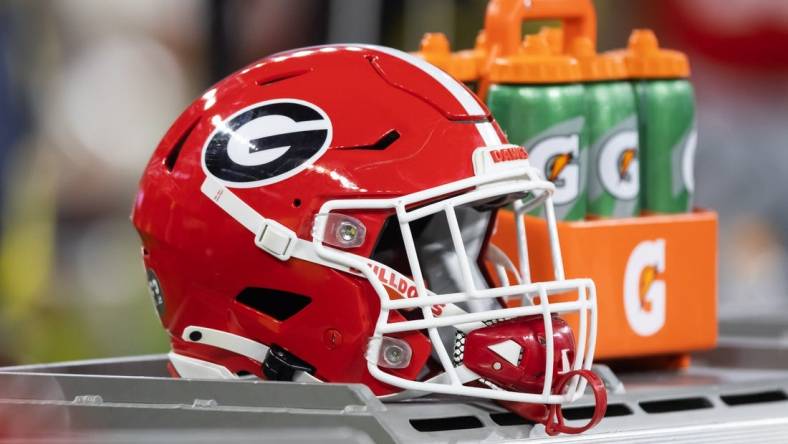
[491,209,718,360]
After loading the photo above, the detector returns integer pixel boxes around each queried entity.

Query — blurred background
[0,0,786,365]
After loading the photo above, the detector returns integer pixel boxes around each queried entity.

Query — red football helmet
[133,44,604,433]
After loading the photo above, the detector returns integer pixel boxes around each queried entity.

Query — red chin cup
[463,315,577,394]
[499,369,608,436]
[462,315,607,435]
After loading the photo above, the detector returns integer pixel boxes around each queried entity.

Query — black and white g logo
[202,99,332,187]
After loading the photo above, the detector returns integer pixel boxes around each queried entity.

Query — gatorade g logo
[599,131,639,200]
[528,135,580,204]
[624,239,666,336]
[681,129,698,193]
[202,99,332,188]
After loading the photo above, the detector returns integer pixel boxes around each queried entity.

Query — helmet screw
[383,344,405,366]
[338,222,358,242]
[323,328,342,350]
[493,361,502,371]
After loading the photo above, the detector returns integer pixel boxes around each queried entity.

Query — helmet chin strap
[200,177,352,272]
[174,325,322,383]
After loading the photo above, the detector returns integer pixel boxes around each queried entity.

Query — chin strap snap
[499,369,607,436]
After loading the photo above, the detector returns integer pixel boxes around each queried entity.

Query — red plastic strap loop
[543,369,608,436]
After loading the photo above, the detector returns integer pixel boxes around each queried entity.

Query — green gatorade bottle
[571,36,640,218]
[610,29,696,213]
[486,34,586,221]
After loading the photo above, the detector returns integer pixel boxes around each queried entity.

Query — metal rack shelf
[3,319,788,443]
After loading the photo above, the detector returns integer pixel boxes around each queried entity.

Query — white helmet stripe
[475,122,502,147]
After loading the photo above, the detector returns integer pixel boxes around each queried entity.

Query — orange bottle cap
[471,30,491,71]
[570,36,628,81]
[415,32,479,82]
[539,26,564,54]
[607,29,690,79]
[489,33,580,84]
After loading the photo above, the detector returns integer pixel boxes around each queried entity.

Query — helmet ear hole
[164,117,200,172]
[235,288,311,321]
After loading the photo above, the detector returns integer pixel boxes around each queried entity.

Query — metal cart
[2,317,788,443]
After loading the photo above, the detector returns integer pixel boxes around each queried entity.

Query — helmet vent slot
[235,288,311,321]
[335,129,400,151]
[370,129,400,149]
[255,68,312,87]
[164,117,200,172]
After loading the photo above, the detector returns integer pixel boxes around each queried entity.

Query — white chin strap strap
[171,325,320,383]
[200,178,350,271]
